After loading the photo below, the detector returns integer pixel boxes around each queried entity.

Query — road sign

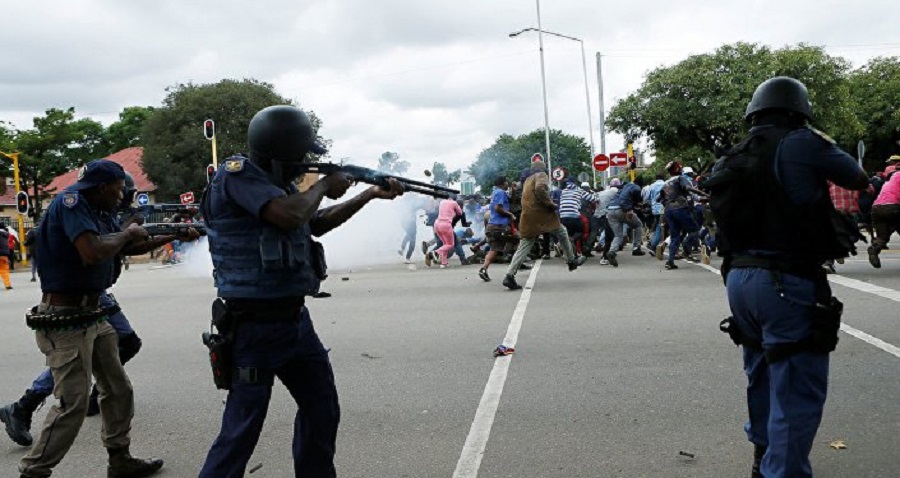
[609,152,628,167]
[180,191,195,205]
[551,167,567,181]
[532,153,544,163]
[593,154,610,172]
[136,193,150,206]
[577,172,590,183]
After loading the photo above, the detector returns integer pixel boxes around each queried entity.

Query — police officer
[199,105,403,477]
[12,160,163,478]
[714,77,868,478]
[0,173,198,451]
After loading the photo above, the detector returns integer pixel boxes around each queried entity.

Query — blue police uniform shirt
[488,187,511,226]
[38,188,115,294]
[769,126,863,206]
[206,163,289,221]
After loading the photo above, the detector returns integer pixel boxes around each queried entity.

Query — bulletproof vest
[201,160,320,299]
[705,127,847,264]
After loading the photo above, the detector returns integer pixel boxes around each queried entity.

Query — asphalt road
[1,244,899,477]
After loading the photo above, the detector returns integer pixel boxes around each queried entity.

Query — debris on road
[249,462,263,473]
[493,345,515,357]
[678,451,696,459]
[830,440,847,450]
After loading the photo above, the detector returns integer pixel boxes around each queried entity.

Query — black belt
[729,256,821,280]
[41,292,101,308]
[225,297,305,322]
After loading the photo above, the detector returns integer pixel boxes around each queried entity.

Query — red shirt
[828,181,860,214]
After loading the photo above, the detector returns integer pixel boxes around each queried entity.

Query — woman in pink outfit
[433,198,462,267]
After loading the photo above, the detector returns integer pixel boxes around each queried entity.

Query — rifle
[137,204,200,215]
[142,222,207,238]
[298,163,460,199]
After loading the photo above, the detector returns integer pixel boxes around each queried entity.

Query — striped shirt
[559,186,592,218]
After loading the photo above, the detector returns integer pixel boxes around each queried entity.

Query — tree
[848,56,900,171]
[141,78,326,200]
[8,108,107,218]
[104,106,155,153]
[468,129,592,192]
[430,162,461,187]
[376,151,410,175]
[607,43,862,172]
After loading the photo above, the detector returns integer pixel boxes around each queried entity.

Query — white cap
[581,182,591,188]
[682,166,695,175]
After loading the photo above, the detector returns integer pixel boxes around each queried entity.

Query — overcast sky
[2,0,898,175]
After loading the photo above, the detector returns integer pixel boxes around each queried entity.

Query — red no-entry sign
[593,154,610,172]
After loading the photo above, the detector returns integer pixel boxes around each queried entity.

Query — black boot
[0,402,33,447]
[502,274,522,290]
[86,385,100,417]
[751,444,766,478]
[107,447,164,478]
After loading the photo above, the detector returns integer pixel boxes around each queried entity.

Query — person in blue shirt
[9,160,164,478]
[478,176,517,282]
[198,105,403,478]
[643,173,665,255]
[605,177,646,267]
[716,77,867,478]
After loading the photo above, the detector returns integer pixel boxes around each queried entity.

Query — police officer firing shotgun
[706,77,868,478]
[198,105,404,477]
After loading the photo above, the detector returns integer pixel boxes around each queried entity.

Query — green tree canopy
[5,108,106,217]
[430,161,461,187]
[141,78,325,200]
[376,151,410,175]
[607,42,863,172]
[468,129,592,192]
[848,56,900,170]
[105,106,155,153]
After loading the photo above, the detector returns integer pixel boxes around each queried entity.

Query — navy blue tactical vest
[202,158,320,299]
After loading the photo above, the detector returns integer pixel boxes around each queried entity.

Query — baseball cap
[581,182,591,188]
[682,166,696,175]
[609,178,622,187]
[887,155,900,164]
[69,160,127,191]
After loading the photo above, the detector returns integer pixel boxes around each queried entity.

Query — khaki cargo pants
[19,304,134,478]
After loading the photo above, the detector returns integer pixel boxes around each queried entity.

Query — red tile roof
[45,147,156,195]
[0,187,16,206]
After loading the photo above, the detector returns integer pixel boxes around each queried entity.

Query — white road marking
[692,262,900,359]
[453,260,542,478]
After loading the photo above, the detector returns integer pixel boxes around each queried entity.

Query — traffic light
[206,164,216,183]
[203,119,215,140]
[16,191,29,215]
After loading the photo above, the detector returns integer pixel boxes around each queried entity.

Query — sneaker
[30,278,36,282]
[700,244,711,265]
[568,255,587,271]
[607,252,618,268]
[424,252,433,268]
[665,262,679,270]
[685,255,700,263]
[107,449,164,478]
[868,246,881,269]
[519,263,532,270]
[404,259,412,264]
[0,403,33,447]
[440,264,448,269]
[478,268,491,282]
[823,263,836,274]
[631,249,646,256]
[541,254,550,260]
[502,275,522,290]
[421,241,428,255]
[599,258,609,265]
[655,243,665,262]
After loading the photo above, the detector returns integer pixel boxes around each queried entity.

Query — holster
[202,298,236,390]
[311,240,328,281]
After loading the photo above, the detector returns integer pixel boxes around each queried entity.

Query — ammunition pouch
[25,306,107,331]
[311,240,328,281]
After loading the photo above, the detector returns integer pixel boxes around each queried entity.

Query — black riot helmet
[248,105,326,165]
[744,76,813,123]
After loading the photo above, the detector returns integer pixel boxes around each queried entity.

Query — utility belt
[726,255,822,281]
[41,292,102,308]
[720,254,843,363]
[25,305,107,332]
[201,297,305,390]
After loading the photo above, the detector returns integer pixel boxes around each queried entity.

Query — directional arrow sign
[136,193,150,206]
[609,152,628,167]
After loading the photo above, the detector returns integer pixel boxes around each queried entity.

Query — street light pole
[534,0,553,178]
[596,52,608,185]
[509,25,596,186]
